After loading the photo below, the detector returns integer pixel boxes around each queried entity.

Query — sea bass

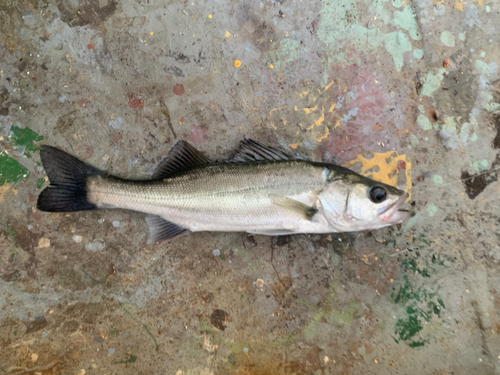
[37,139,413,243]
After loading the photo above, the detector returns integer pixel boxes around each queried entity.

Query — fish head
[317,167,413,231]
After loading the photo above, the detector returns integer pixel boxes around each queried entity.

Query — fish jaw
[378,193,413,224]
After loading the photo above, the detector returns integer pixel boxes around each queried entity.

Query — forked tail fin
[37,146,104,212]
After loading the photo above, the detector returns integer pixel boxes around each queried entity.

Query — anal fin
[145,215,189,244]
[269,195,318,220]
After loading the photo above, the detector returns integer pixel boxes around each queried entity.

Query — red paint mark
[87,44,93,49]
[443,60,450,67]
[173,83,185,96]
[77,99,87,108]
[32,211,42,221]
[312,20,318,34]
[128,93,144,110]
[32,77,37,81]
[398,160,406,169]
[188,125,209,145]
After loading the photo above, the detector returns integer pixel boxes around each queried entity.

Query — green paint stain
[440,31,455,47]
[486,5,491,12]
[402,258,431,277]
[37,177,45,189]
[391,0,404,8]
[315,0,413,72]
[426,202,438,217]
[265,38,302,72]
[458,32,465,41]
[8,125,44,157]
[5,226,17,242]
[475,60,491,76]
[472,159,489,171]
[395,314,423,341]
[419,68,447,97]
[433,175,443,185]
[413,49,424,59]
[417,114,432,130]
[392,275,446,347]
[0,151,30,186]
[485,102,500,113]
[410,134,419,147]
[418,105,425,114]
[393,6,421,40]
[116,353,137,364]
[480,51,486,58]
[384,31,412,72]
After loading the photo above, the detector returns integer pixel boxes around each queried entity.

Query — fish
[37,139,413,243]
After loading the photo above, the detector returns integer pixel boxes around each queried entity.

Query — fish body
[37,140,412,243]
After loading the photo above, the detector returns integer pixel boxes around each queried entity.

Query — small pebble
[38,237,50,248]
[112,220,120,227]
[243,347,249,353]
[42,332,48,337]
[72,235,82,243]
[98,218,105,224]
[108,348,115,355]
[213,249,220,256]
[27,225,33,230]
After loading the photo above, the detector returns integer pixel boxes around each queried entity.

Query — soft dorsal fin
[152,141,213,179]
[230,139,296,163]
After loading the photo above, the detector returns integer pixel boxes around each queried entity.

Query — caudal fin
[37,146,103,212]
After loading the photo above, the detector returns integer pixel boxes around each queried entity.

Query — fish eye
[369,186,387,203]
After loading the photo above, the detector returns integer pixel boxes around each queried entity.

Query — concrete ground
[1,0,500,374]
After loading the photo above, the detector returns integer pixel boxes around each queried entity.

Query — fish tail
[37,146,104,212]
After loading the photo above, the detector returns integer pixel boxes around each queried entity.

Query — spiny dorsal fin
[230,139,296,163]
[152,141,213,179]
[145,215,189,243]
[269,195,318,220]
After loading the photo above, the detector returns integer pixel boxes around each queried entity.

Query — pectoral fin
[269,195,318,220]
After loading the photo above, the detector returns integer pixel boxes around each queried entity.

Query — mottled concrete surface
[1,0,500,374]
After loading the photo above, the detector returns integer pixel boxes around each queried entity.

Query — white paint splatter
[112,220,120,227]
[85,239,105,252]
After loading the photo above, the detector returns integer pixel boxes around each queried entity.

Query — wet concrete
[1,0,500,374]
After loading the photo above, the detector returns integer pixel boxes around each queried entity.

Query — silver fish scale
[87,161,328,232]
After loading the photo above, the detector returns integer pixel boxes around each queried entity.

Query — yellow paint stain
[234,60,241,67]
[269,64,274,69]
[270,122,277,130]
[455,0,464,10]
[314,112,325,126]
[208,14,212,19]
[294,104,318,114]
[299,90,309,98]
[322,80,334,92]
[317,125,329,142]
[328,102,336,113]
[334,118,343,128]
[306,123,314,131]
[289,143,298,149]
[269,105,287,116]
[224,30,231,38]
[343,151,412,198]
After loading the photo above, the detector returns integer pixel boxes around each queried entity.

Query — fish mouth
[378,193,414,223]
